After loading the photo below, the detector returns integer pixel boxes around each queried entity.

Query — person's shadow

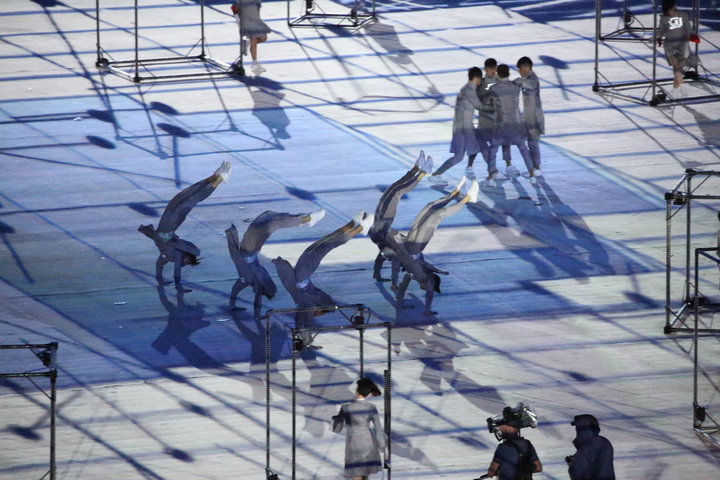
[240,76,291,143]
[468,178,613,281]
[363,20,414,66]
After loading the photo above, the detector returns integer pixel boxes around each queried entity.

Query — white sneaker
[466,180,479,202]
[454,175,467,194]
[352,210,365,228]
[505,165,520,176]
[428,174,447,185]
[534,169,543,177]
[464,166,476,179]
[215,161,232,183]
[359,213,375,235]
[251,61,266,73]
[672,86,684,99]
[481,179,496,188]
[415,150,425,168]
[423,155,434,175]
[529,176,537,185]
[307,208,325,227]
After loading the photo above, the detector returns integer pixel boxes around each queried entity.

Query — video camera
[486,402,537,440]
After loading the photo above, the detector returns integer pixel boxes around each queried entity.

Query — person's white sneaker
[352,210,365,228]
[505,165,520,176]
[529,176,537,185]
[466,180,479,202]
[215,161,232,182]
[423,155,434,175]
[481,179,496,188]
[454,175,467,194]
[252,61,266,73]
[428,174,447,185]
[307,208,325,227]
[534,169,543,177]
[359,213,375,235]
[415,150,425,168]
[465,166,476,179]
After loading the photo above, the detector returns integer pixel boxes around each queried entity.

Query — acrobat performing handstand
[138,162,231,292]
[225,209,325,317]
[386,177,479,315]
[369,151,433,282]
[272,211,374,349]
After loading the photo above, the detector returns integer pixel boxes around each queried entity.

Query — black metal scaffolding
[593,0,720,106]
[287,0,376,28]
[0,342,58,480]
[264,304,392,480]
[94,0,242,83]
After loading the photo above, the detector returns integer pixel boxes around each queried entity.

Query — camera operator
[566,414,615,480]
[484,406,542,480]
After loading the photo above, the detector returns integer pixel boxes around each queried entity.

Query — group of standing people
[429,57,544,189]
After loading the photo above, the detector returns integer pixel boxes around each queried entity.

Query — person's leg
[294,220,365,283]
[466,153,478,168]
[485,143,499,181]
[431,151,464,178]
[423,276,437,315]
[155,255,170,284]
[373,252,386,281]
[527,129,541,171]
[241,210,322,254]
[502,144,512,164]
[407,186,463,247]
[374,166,425,234]
[395,273,412,307]
[406,189,473,255]
[250,35,267,62]
[230,278,249,309]
[157,162,231,235]
[253,288,264,318]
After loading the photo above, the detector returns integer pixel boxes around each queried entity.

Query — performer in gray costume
[232,0,272,72]
[332,377,386,480]
[479,58,514,176]
[226,209,325,316]
[428,67,485,185]
[369,151,433,282]
[139,162,231,292]
[272,211,374,347]
[388,178,479,315]
[485,64,534,187]
[656,0,700,97]
[514,56,545,178]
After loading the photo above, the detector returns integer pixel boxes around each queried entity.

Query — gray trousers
[405,192,465,256]
[241,211,306,254]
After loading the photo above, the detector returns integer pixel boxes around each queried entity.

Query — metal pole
[200,0,206,57]
[651,0,658,100]
[95,0,101,64]
[693,248,700,420]
[386,325,392,479]
[50,368,56,480]
[292,330,297,480]
[686,174,693,303]
[266,312,271,476]
[134,0,140,82]
[666,186,672,329]
[594,0,601,90]
[359,328,365,378]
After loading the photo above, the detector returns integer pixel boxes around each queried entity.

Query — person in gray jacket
[656,0,700,97]
[485,64,534,187]
[514,57,545,179]
[479,58,515,177]
[226,209,325,317]
[138,162,231,292]
[332,377,386,480]
[429,67,485,185]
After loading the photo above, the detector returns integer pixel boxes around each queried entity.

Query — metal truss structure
[94,0,243,83]
[0,342,58,480]
[665,169,720,334]
[287,0,376,28]
[264,304,391,480]
[593,0,720,106]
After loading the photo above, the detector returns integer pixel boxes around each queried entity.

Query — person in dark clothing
[567,414,615,480]
[486,422,542,480]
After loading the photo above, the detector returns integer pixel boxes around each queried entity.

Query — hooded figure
[568,414,615,480]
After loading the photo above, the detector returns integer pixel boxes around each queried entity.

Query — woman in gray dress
[333,378,386,480]
[232,0,272,72]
